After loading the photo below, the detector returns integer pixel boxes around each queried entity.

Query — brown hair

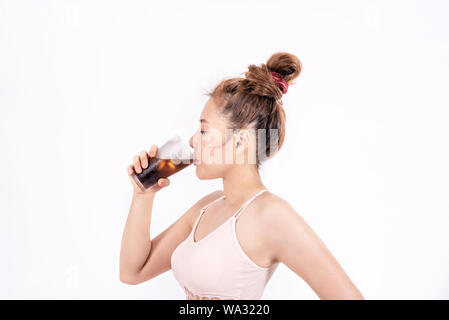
[204,52,302,169]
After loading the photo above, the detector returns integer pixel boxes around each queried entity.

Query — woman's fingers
[127,165,134,176]
[140,150,148,169]
[132,147,154,175]
[158,178,170,187]
[149,145,158,158]
[150,178,170,192]
[128,145,169,194]
[133,155,142,174]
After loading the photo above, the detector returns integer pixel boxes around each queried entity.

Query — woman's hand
[127,144,170,195]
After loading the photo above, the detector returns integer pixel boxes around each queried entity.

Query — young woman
[119,52,364,300]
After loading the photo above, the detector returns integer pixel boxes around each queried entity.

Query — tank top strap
[192,194,226,235]
[234,189,268,219]
[200,194,226,215]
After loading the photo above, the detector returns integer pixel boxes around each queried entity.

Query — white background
[1,0,448,299]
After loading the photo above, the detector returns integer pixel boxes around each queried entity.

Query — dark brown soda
[132,157,193,191]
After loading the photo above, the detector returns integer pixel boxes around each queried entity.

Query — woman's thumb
[158,178,170,188]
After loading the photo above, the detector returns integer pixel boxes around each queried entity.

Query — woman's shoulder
[257,190,294,214]
[194,189,225,208]
[254,191,302,235]
[254,191,307,263]
[202,189,225,204]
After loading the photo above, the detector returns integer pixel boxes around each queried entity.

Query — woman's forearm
[119,192,156,282]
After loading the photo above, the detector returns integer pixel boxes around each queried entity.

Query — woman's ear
[236,129,250,149]
[235,131,245,148]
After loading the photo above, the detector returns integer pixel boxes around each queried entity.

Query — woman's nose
[189,135,194,148]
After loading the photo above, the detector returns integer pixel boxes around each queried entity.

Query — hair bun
[267,52,302,87]
[243,52,302,99]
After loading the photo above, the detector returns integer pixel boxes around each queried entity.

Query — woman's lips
[192,153,200,164]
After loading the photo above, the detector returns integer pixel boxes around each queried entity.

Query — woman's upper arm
[130,190,224,284]
[263,199,364,300]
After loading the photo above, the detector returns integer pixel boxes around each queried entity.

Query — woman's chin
[194,165,204,179]
[194,165,213,180]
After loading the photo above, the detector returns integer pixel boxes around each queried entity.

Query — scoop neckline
[191,189,268,245]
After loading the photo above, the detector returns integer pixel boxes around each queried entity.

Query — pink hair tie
[270,72,288,94]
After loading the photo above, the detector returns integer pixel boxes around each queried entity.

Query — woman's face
[189,98,238,179]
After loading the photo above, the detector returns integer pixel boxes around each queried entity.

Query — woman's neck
[221,164,267,206]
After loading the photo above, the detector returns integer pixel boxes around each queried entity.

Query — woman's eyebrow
[199,119,209,123]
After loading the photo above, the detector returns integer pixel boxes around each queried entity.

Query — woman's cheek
[201,141,212,162]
